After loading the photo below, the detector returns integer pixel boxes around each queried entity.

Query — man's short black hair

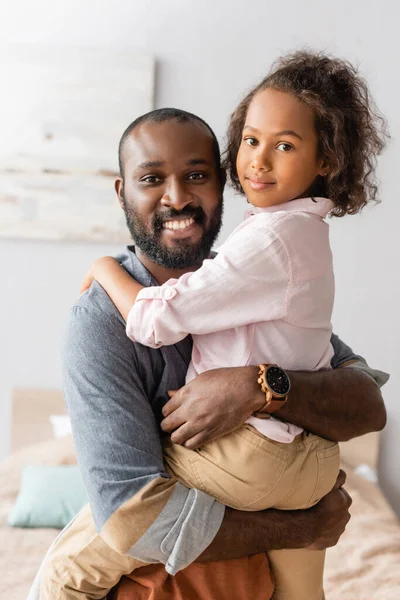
[118,107,222,179]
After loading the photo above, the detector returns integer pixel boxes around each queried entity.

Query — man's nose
[160,181,193,210]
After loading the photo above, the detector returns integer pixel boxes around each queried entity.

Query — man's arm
[161,335,388,448]
[199,470,351,562]
[277,366,386,441]
[279,334,388,441]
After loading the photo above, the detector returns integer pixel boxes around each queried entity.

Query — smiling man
[117,114,224,273]
[32,108,387,600]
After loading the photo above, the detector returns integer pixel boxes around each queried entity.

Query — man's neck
[135,248,203,284]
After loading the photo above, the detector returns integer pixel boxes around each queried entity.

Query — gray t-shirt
[62,246,386,574]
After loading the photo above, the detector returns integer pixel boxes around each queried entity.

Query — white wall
[0,0,398,500]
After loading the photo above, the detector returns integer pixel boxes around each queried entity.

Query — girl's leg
[163,428,339,600]
[163,426,292,510]
[269,433,340,600]
[269,548,326,600]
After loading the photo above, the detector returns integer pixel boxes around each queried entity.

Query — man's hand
[298,469,352,550]
[161,367,265,449]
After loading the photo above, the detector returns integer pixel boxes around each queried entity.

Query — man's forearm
[277,366,387,442]
[161,361,386,449]
[197,507,305,562]
[198,472,352,562]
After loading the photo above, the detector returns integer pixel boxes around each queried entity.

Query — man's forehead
[123,119,215,168]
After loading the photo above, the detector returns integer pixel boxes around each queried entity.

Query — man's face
[117,120,224,269]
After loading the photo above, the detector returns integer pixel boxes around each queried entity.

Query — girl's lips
[247,179,276,191]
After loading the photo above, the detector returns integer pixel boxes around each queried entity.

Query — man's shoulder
[71,281,123,328]
[62,282,133,363]
[70,246,137,326]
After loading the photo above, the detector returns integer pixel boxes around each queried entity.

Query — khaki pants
[164,425,340,600]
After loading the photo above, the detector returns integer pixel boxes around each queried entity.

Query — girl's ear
[318,160,329,177]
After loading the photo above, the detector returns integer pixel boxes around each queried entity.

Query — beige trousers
[164,425,340,600]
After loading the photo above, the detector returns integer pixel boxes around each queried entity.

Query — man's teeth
[163,218,194,230]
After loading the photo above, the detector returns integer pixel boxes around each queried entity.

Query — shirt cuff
[127,482,225,575]
[137,285,178,301]
[343,360,390,388]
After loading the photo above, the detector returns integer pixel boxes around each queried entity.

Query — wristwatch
[253,364,290,418]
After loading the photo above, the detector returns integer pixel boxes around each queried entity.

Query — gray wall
[0,0,398,508]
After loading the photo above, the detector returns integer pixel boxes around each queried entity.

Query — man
[36,108,387,600]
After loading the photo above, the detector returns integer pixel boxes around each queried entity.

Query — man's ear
[115,177,124,208]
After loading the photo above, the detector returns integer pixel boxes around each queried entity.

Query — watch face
[266,366,290,396]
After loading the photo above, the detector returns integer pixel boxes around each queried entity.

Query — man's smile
[161,217,201,240]
[162,217,195,230]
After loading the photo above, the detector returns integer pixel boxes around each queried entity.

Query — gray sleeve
[330,333,390,388]
[62,289,224,573]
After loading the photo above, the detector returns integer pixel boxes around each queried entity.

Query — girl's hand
[80,256,119,294]
[79,257,143,320]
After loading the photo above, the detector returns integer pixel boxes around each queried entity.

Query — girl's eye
[276,143,293,152]
[187,172,205,180]
[244,137,258,147]
[141,175,161,184]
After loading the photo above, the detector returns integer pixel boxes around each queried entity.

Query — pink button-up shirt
[127,197,335,442]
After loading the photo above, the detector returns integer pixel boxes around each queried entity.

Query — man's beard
[121,193,223,269]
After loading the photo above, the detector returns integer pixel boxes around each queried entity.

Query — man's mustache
[153,206,205,230]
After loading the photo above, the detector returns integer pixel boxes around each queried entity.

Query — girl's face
[236,88,328,208]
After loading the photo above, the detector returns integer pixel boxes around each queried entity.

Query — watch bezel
[264,365,291,398]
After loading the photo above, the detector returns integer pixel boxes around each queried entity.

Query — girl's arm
[81,217,288,348]
[127,219,289,348]
[81,257,144,321]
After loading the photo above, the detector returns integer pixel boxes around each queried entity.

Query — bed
[1,432,399,600]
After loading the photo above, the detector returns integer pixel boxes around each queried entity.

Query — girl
[83,51,388,599]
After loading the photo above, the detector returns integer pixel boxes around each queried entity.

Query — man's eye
[276,143,293,152]
[244,137,258,147]
[187,172,205,180]
[141,175,161,184]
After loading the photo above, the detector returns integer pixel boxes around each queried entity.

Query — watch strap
[253,364,288,417]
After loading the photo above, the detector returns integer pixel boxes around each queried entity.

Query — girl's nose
[251,150,272,173]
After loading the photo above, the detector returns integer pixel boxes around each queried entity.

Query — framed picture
[0,45,154,242]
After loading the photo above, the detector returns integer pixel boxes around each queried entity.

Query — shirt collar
[116,245,156,287]
[244,197,334,220]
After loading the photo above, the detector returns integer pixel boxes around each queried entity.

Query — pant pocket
[188,426,289,510]
[307,441,340,507]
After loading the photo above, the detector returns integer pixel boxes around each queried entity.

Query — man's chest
[135,336,192,425]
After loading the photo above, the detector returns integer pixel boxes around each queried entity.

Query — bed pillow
[8,465,88,529]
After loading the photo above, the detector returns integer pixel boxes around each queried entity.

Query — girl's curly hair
[223,50,389,216]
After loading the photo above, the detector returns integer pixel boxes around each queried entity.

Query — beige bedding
[0,437,399,600]
[0,437,76,600]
